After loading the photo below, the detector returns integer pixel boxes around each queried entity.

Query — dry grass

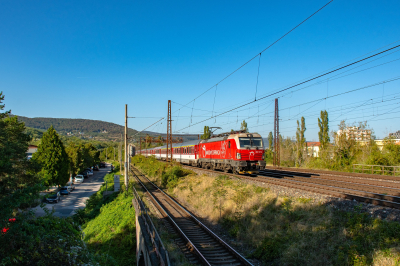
[134,157,400,266]
[168,173,400,266]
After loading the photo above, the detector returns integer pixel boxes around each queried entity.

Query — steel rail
[181,164,400,209]
[265,166,400,181]
[131,166,253,266]
[132,182,170,266]
[131,168,211,266]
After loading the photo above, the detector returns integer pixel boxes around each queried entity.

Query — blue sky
[2,0,400,140]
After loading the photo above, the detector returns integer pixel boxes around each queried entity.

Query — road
[33,164,111,218]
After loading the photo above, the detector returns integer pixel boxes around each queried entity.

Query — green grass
[82,191,136,266]
[132,155,192,190]
[73,168,136,266]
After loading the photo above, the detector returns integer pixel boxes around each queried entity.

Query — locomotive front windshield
[239,137,263,148]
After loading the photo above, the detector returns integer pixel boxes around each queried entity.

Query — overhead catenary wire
[210,77,400,129]
[133,118,164,137]
[174,52,400,120]
[173,0,335,114]
[172,50,400,131]
[175,45,400,133]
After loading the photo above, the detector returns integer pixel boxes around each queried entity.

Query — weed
[297,197,312,204]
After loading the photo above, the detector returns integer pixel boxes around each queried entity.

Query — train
[137,131,266,175]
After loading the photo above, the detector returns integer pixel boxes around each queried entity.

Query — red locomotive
[138,131,266,174]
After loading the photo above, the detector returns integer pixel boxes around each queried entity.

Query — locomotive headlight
[236,153,241,159]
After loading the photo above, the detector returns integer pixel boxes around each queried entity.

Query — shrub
[0,213,92,265]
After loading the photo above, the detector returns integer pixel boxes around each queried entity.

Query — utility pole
[273,98,280,167]
[120,134,123,174]
[124,104,128,188]
[166,100,172,162]
[139,137,142,154]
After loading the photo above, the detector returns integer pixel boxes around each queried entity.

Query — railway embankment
[133,155,400,266]
[72,166,136,266]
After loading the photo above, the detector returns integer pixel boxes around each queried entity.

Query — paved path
[33,164,111,218]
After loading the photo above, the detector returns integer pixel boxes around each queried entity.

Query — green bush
[161,166,184,189]
[0,213,92,265]
[132,155,192,189]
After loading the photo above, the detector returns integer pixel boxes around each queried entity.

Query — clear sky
[2,0,400,140]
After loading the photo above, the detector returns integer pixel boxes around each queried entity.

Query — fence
[353,164,400,176]
[132,182,170,266]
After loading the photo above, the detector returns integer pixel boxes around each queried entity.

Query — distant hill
[14,115,199,142]
[14,115,138,141]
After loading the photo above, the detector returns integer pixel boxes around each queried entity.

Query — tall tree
[318,110,330,150]
[267,131,273,150]
[32,126,70,186]
[264,131,274,164]
[240,120,248,133]
[145,134,152,148]
[201,126,211,139]
[296,117,306,165]
[0,93,43,228]
[157,135,163,146]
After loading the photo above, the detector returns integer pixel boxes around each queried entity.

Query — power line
[208,77,400,129]
[133,118,164,137]
[174,0,334,113]
[173,50,400,130]
[175,45,400,132]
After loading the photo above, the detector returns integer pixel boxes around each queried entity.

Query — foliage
[264,149,274,164]
[15,115,139,140]
[240,120,248,133]
[0,212,92,265]
[132,155,191,189]
[161,166,186,189]
[296,116,306,166]
[267,131,273,150]
[280,136,296,167]
[81,191,136,266]
[24,127,44,143]
[318,110,330,150]
[0,117,31,178]
[0,93,43,228]
[66,142,100,175]
[32,126,70,186]
[201,126,211,139]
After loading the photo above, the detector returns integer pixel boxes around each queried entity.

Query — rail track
[181,164,400,210]
[130,166,253,266]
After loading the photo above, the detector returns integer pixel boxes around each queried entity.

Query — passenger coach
[138,131,266,175]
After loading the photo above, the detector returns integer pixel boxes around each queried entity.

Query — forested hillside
[15,115,138,141]
[14,115,199,143]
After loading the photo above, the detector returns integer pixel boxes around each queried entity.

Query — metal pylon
[273,98,280,167]
[166,100,172,162]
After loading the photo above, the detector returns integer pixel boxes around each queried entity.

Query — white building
[336,126,371,142]
[306,142,320,157]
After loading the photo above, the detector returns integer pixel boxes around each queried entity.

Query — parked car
[87,170,93,176]
[93,165,99,171]
[59,186,70,195]
[46,192,61,203]
[74,175,84,183]
[66,182,75,191]
[79,171,88,178]
[99,162,106,168]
